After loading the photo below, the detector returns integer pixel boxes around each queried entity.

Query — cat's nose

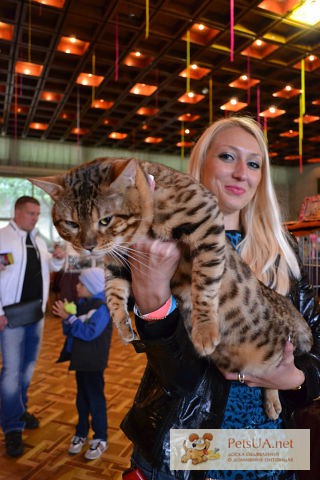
[83,242,97,252]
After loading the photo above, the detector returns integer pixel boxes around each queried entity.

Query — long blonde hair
[189,116,300,295]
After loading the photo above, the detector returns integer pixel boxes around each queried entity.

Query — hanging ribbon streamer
[115,13,119,81]
[263,116,268,141]
[28,0,32,62]
[145,0,149,39]
[13,72,18,166]
[209,76,213,124]
[155,68,159,108]
[92,51,96,104]
[299,58,305,174]
[76,87,81,162]
[186,30,190,93]
[20,70,23,97]
[256,85,261,124]
[247,56,251,105]
[181,122,185,161]
[230,0,234,62]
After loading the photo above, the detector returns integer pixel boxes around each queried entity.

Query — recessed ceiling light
[15,61,43,77]
[76,73,104,87]
[289,0,320,25]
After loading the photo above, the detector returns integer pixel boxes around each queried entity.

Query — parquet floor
[0,311,146,480]
[2,307,320,480]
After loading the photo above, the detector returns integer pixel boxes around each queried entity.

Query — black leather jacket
[121,266,320,480]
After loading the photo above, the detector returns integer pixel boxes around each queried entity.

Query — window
[0,177,58,244]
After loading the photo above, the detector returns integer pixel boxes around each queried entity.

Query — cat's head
[29,157,154,256]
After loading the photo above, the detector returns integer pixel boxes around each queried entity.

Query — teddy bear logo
[181,432,214,465]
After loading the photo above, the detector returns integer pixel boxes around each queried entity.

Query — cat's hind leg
[263,388,282,420]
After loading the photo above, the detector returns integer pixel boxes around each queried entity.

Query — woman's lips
[225,185,246,195]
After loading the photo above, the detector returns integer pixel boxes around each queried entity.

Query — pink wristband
[134,295,176,321]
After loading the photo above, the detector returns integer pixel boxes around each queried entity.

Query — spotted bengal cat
[30,157,313,419]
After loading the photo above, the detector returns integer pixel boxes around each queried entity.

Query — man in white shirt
[0,196,65,457]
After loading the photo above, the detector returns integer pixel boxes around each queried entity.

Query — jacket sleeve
[68,305,110,341]
[132,310,210,396]
[281,260,320,408]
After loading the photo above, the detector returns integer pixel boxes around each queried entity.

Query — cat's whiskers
[105,249,130,269]
[105,243,158,274]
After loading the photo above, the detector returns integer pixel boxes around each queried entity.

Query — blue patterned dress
[207,231,295,480]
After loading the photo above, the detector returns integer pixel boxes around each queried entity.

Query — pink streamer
[115,13,119,81]
[13,73,18,165]
[76,87,81,162]
[247,56,250,105]
[256,85,260,124]
[155,68,159,108]
[230,0,234,62]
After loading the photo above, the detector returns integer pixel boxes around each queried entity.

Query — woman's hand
[221,341,305,390]
[129,238,181,314]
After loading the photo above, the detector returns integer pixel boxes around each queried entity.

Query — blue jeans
[75,370,107,440]
[0,318,44,434]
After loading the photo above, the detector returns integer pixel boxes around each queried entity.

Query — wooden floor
[0,310,146,480]
[2,306,320,480]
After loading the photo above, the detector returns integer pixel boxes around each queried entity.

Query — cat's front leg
[190,272,222,356]
[263,388,282,420]
[191,310,221,356]
[105,264,137,342]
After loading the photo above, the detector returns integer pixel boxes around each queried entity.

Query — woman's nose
[232,160,247,179]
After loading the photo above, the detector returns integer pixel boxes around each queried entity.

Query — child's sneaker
[84,439,107,460]
[68,435,86,455]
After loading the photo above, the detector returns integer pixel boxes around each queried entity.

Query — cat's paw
[191,323,220,356]
[264,389,282,420]
[118,318,138,343]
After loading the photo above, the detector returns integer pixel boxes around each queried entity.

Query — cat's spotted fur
[30,157,313,420]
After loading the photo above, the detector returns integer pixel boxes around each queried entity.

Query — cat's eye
[99,216,112,226]
[64,220,79,229]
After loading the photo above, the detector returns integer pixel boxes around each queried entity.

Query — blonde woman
[121,117,320,480]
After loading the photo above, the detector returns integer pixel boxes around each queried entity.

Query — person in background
[0,196,65,457]
[121,117,320,480]
[52,267,112,461]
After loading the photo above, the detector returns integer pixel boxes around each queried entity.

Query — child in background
[52,267,112,460]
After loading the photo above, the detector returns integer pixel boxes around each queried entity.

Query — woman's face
[201,126,263,221]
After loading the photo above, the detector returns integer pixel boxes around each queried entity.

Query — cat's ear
[28,176,64,200]
[110,158,137,190]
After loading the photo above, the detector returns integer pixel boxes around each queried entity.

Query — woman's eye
[248,161,261,170]
[99,217,112,226]
[218,152,234,162]
[65,220,78,229]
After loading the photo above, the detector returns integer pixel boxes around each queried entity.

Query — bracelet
[134,295,177,321]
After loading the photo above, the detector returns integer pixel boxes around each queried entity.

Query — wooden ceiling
[1,0,320,167]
